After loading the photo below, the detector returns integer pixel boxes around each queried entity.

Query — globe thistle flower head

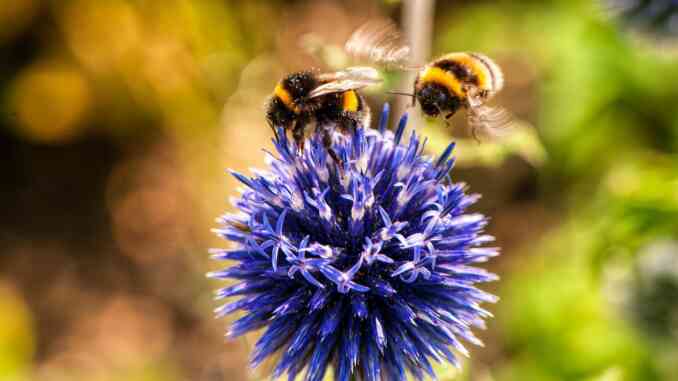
[210,104,499,381]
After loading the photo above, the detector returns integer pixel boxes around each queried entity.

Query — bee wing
[344,20,413,69]
[307,79,380,99]
[309,67,383,98]
[317,66,381,82]
[466,104,514,141]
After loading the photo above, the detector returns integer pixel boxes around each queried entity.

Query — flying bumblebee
[345,21,512,140]
[413,52,510,140]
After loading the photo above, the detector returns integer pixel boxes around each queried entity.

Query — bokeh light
[9,63,91,144]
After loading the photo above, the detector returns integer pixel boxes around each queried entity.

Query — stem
[396,0,435,130]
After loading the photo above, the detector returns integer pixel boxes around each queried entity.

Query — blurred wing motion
[345,20,412,68]
[309,67,383,98]
[467,104,514,141]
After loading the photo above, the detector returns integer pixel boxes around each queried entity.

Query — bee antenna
[387,91,416,99]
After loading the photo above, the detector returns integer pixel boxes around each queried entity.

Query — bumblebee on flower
[210,104,499,381]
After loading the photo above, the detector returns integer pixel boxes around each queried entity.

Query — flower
[210,104,499,381]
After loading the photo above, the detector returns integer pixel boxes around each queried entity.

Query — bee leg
[471,127,481,143]
[266,120,280,142]
[411,78,418,108]
[434,105,451,130]
[340,111,358,134]
[292,119,306,154]
[321,128,343,172]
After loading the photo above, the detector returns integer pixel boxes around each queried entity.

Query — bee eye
[435,90,448,103]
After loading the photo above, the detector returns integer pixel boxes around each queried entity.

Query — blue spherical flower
[210,104,499,381]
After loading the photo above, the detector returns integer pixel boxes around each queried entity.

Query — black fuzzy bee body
[266,71,371,163]
[412,52,509,140]
[414,53,503,118]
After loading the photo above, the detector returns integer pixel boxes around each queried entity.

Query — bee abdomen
[468,52,504,94]
[342,90,359,112]
[434,52,504,97]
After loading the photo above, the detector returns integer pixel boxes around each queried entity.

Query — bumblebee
[414,52,509,140]
[266,67,378,163]
[266,20,409,162]
[345,21,511,140]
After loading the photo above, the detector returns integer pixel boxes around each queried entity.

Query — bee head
[415,83,461,118]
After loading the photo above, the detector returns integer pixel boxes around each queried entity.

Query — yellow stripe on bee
[419,66,464,98]
[342,91,359,112]
[274,83,301,114]
[440,52,491,90]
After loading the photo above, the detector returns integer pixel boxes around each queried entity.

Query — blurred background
[1,0,678,380]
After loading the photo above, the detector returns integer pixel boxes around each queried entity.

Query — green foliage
[431,1,678,380]
[498,229,660,381]
[587,157,678,271]
[422,119,546,168]
[435,0,678,183]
